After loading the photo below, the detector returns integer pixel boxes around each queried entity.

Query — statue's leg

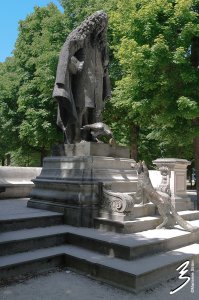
[143,191,149,205]
[86,108,95,124]
[66,124,75,144]
[57,104,70,144]
[74,107,85,142]
[81,108,94,141]
[156,216,168,229]
[95,108,102,122]
[63,129,69,144]
[73,125,81,143]
[134,188,144,205]
[156,205,168,229]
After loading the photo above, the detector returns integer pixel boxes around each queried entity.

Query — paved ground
[0,268,198,300]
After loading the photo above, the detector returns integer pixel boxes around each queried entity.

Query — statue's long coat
[53,11,111,131]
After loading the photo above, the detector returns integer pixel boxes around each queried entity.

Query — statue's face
[90,12,107,35]
[99,17,107,30]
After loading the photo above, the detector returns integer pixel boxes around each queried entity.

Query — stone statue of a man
[53,11,111,143]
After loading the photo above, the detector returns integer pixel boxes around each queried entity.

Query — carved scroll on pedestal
[98,183,134,220]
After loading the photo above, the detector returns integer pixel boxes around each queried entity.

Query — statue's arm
[55,36,84,84]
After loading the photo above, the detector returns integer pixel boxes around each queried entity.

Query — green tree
[13,3,67,164]
[0,57,21,165]
[59,0,94,29]
[109,0,199,201]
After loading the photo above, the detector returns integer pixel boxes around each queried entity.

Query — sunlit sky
[0,0,63,62]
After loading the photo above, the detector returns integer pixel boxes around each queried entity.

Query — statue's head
[90,11,108,31]
[131,161,148,174]
[77,11,108,38]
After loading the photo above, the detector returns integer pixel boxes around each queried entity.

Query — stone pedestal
[28,143,137,227]
[153,158,192,210]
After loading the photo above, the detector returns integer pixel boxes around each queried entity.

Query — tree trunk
[130,124,139,161]
[194,136,199,210]
[1,158,5,166]
[191,36,199,68]
[6,154,11,166]
[40,148,47,167]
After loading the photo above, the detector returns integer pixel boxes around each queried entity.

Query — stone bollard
[153,158,192,211]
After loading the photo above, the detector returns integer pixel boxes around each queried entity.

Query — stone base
[28,178,101,227]
[28,199,98,227]
[173,196,194,211]
[52,142,130,158]
[28,143,137,227]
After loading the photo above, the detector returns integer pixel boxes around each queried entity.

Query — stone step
[0,225,69,256]
[0,212,64,233]
[0,246,65,285]
[95,210,199,233]
[0,198,64,232]
[178,210,199,220]
[1,222,199,262]
[0,243,198,292]
[64,222,199,260]
[64,243,199,292]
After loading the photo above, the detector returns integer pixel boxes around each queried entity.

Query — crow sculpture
[82,122,114,143]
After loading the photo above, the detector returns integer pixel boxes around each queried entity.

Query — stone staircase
[0,198,199,292]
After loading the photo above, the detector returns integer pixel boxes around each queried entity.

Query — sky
[0,0,63,62]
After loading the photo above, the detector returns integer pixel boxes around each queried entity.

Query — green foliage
[13,4,67,153]
[0,57,21,161]
[108,0,199,160]
[0,3,67,165]
[59,0,94,29]
[10,147,41,167]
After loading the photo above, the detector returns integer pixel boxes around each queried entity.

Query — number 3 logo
[170,260,190,295]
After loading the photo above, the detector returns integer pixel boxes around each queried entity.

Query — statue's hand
[77,60,84,72]
[69,56,84,74]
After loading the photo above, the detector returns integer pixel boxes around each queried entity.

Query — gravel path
[0,268,198,300]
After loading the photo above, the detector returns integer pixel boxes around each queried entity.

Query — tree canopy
[0,3,67,165]
[0,57,21,164]
[109,0,199,159]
